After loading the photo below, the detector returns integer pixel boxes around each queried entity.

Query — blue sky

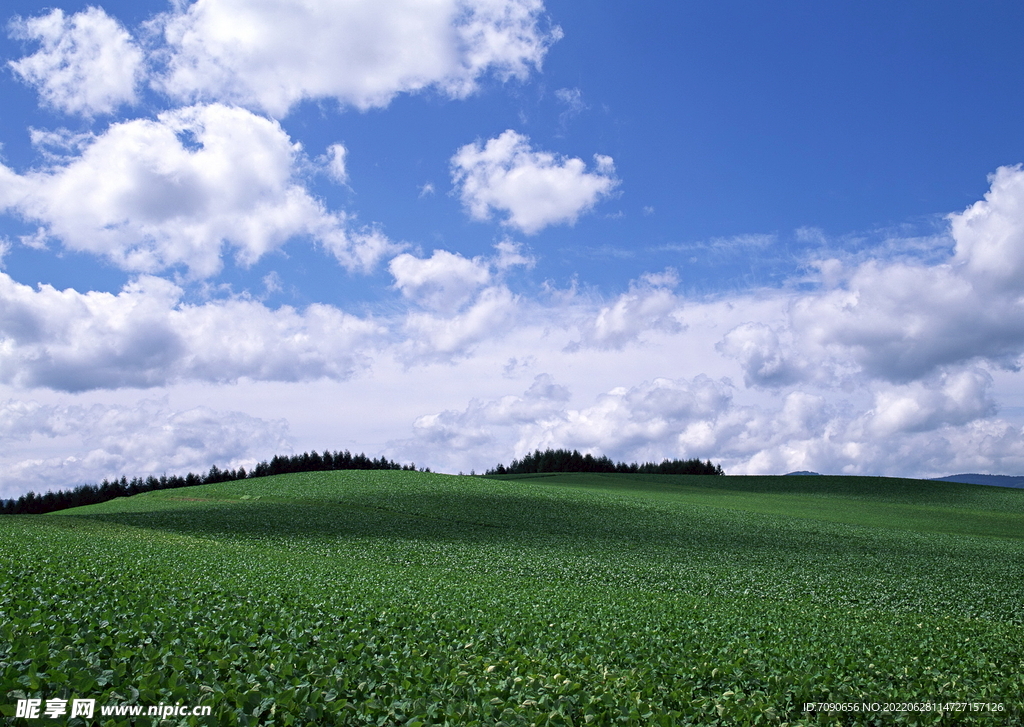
[3,0,1024,496]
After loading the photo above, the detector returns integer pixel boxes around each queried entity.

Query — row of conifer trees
[486,448,724,476]
[0,450,421,515]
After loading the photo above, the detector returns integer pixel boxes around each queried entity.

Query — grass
[1,471,1022,725]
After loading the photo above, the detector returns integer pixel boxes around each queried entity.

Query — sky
[3,0,1024,497]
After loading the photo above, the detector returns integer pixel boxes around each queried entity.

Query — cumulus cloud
[542,376,733,457]
[392,374,734,473]
[156,0,559,116]
[412,374,571,454]
[0,272,384,391]
[789,260,1017,382]
[389,242,535,313]
[0,104,395,277]
[389,244,538,360]
[0,246,686,392]
[951,164,1024,291]
[8,7,144,116]
[396,373,573,467]
[717,322,806,388]
[570,274,682,350]
[711,166,1024,387]
[864,369,995,436]
[5,160,1024,487]
[451,129,618,234]
[390,363,1024,478]
[0,397,290,498]
[390,249,493,313]
[400,285,519,361]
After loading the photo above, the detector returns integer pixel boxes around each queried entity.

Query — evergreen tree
[485,448,724,476]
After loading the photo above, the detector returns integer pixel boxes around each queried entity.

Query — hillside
[2,471,1022,725]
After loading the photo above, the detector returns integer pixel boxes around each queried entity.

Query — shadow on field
[64,492,709,546]
[58,488,994,563]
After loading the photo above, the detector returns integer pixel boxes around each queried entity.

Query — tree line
[2,447,726,515]
[486,448,725,476]
[0,450,423,515]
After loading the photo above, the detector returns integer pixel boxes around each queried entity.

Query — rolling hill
[2,471,1021,725]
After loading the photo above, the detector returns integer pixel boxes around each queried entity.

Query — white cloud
[376,227,1024,475]
[713,166,1024,387]
[0,250,676,393]
[395,372,574,468]
[25,127,94,166]
[659,233,777,256]
[0,398,55,442]
[3,246,1024,490]
[951,164,1024,291]
[493,239,535,269]
[717,322,806,388]
[388,242,534,313]
[387,243,542,361]
[262,271,283,296]
[156,0,560,116]
[641,269,678,288]
[538,376,733,458]
[390,249,493,313]
[0,397,290,498]
[554,86,585,112]
[389,362,1024,479]
[323,143,349,184]
[321,226,399,273]
[8,7,144,116]
[865,369,995,436]
[0,272,384,391]
[570,277,682,351]
[392,374,735,473]
[400,285,519,361]
[789,260,1008,382]
[451,129,618,234]
[0,104,396,277]
[554,86,585,128]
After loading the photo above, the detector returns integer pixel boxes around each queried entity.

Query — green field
[2,471,1022,725]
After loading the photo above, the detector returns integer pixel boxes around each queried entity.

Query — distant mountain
[932,474,1024,489]
[778,471,1024,489]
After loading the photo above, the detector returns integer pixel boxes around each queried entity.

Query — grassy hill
[2,471,1022,725]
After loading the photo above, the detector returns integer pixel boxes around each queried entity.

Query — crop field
[1,471,1023,726]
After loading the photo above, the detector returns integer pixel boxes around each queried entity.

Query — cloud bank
[5,166,1024,488]
[0,273,383,391]
[0,397,289,499]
